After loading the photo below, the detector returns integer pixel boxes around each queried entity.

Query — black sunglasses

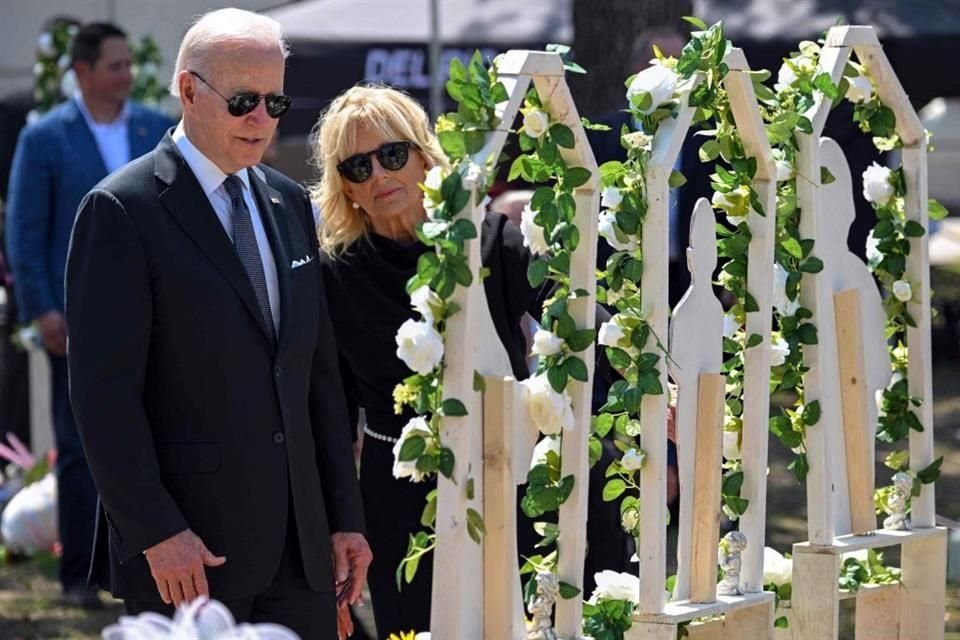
[336,141,419,184]
[189,71,291,118]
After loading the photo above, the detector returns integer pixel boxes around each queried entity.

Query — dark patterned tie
[223,174,275,339]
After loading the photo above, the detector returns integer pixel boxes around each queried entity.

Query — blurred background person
[4,21,172,608]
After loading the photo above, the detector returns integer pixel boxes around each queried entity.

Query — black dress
[320,213,548,636]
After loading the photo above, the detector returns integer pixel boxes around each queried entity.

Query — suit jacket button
[274,367,282,378]
[273,431,286,444]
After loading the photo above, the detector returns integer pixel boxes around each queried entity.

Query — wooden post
[789,551,840,640]
[725,597,774,640]
[690,373,724,603]
[833,288,877,534]
[899,530,947,640]
[854,585,900,640]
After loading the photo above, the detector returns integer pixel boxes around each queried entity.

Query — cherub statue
[882,471,913,531]
[526,572,560,640]
[717,530,749,596]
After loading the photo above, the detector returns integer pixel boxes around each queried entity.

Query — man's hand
[36,310,67,356]
[143,529,226,607]
[336,600,355,640]
[330,532,372,607]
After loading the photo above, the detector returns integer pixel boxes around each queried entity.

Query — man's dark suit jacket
[65,134,365,601]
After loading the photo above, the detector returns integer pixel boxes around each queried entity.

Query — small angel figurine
[527,572,560,640]
[717,530,748,596]
[883,471,913,531]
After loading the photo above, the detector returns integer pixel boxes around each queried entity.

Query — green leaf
[566,328,596,352]
[796,322,818,345]
[929,199,949,221]
[722,470,744,496]
[602,478,627,502]
[668,169,688,188]
[802,400,821,426]
[527,258,549,287]
[564,167,592,189]
[565,356,589,382]
[917,456,944,484]
[441,398,468,417]
[466,508,486,543]
[775,616,790,629]
[398,435,426,462]
[682,16,708,30]
[788,452,809,482]
[439,447,455,478]
[813,72,840,101]
[547,365,567,393]
[723,495,749,516]
[782,238,804,259]
[699,140,721,162]
[531,187,555,211]
[473,370,486,392]
[550,123,576,149]
[903,220,925,238]
[559,581,581,599]
[438,130,466,158]
[593,413,615,438]
[800,257,824,273]
[821,166,836,185]
[746,333,763,349]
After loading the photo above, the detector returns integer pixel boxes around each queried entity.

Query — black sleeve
[65,189,188,562]
[300,189,365,534]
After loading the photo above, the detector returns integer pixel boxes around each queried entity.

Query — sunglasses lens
[227,93,260,117]
[340,155,372,183]
[378,142,410,170]
[265,95,292,118]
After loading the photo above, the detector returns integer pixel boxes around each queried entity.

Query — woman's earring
[351,201,360,209]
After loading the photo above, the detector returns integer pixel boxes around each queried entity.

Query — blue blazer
[4,97,172,321]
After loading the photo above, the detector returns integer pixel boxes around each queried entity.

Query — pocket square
[291,255,314,269]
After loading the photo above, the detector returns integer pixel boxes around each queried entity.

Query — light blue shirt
[172,123,281,332]
[74,91,131,173]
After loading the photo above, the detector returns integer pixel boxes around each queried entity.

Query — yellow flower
[392,382,418,415]
[388,632,417,640]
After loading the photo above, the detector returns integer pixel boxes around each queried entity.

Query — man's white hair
[170,8,290,97]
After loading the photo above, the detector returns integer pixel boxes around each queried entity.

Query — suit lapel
[154,136,275,345]
[250,169,293,354]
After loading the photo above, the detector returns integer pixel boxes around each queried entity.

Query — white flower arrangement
[625,64,678,115]
[862,162,894,205]
[521,373,575,435]
[531,329,565,358]
[102,596,297,639]
[395,319,444,375]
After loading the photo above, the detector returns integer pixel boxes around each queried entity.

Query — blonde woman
[311,84,552,635]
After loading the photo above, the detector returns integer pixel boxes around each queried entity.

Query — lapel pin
[270,196,280,204]
[137,127,148,137]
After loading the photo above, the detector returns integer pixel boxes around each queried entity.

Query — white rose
[722,313,742,340]
[424,165,444,191]
[626,64,678,115]
[395,319,444,375]
[589,570,641,605]
[598,317,626,348]
[620,508,640,533]
[529,435,560,470]
[845,75,873,104]
[392,416,431,482]
[775,158,793,182]
[520,204,550,255]
[532,329,565,357]
[622,130,652,151]
[414,634,432,640]
[410,285,441,323]
[862,162,894,205]
[598,211,637,252]
[36,32,55,57]
[59,69,77,97]
[763,547,793,587]
[620,448,645,472]
[892,279,912,302]
[711,188,750,227]
[600,186,623,210]
[422,194,441,220]
[521,373,575,435]
[772,263,800,317]
[776,62,797,91]
[865,230,882,268]
[522,109,550,139]
[723,428,742,461]
[770,335,790,367]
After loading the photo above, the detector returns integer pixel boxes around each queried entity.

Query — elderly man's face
[184,42,284,174]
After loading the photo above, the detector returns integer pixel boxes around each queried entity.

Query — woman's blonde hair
[308,84,447,256]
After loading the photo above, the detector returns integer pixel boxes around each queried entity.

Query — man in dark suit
[65,8,371,637]
[5,21,172,608]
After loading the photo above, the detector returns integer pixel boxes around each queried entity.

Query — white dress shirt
[172,123,281,332]
[74,91,131,174]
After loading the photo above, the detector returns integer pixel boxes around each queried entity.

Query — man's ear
[73,60,92,83]
[178,72,197,111]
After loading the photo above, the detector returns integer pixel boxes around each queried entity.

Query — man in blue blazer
[4,21,172,607]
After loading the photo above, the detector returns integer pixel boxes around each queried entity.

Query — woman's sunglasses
[189,71,292,118]
[336,141,419,184]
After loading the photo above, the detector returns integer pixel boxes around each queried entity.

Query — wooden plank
[850,44,924,145]
[793,526,945,555]
[626,622,678,640]
[790,551,840,640]
[803,45,850,136]
[825,25,881,48]
[482,376,526,640]
[855,583,900,640]
[724,598,773,640]
[634,591,775,625]
[899,529,947,640]
[668,200,723,601]
[686,619,724,640]
[795,131,841,544]
[690,373,725,603]
[833,288,878,534]
[902,145,936,529]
